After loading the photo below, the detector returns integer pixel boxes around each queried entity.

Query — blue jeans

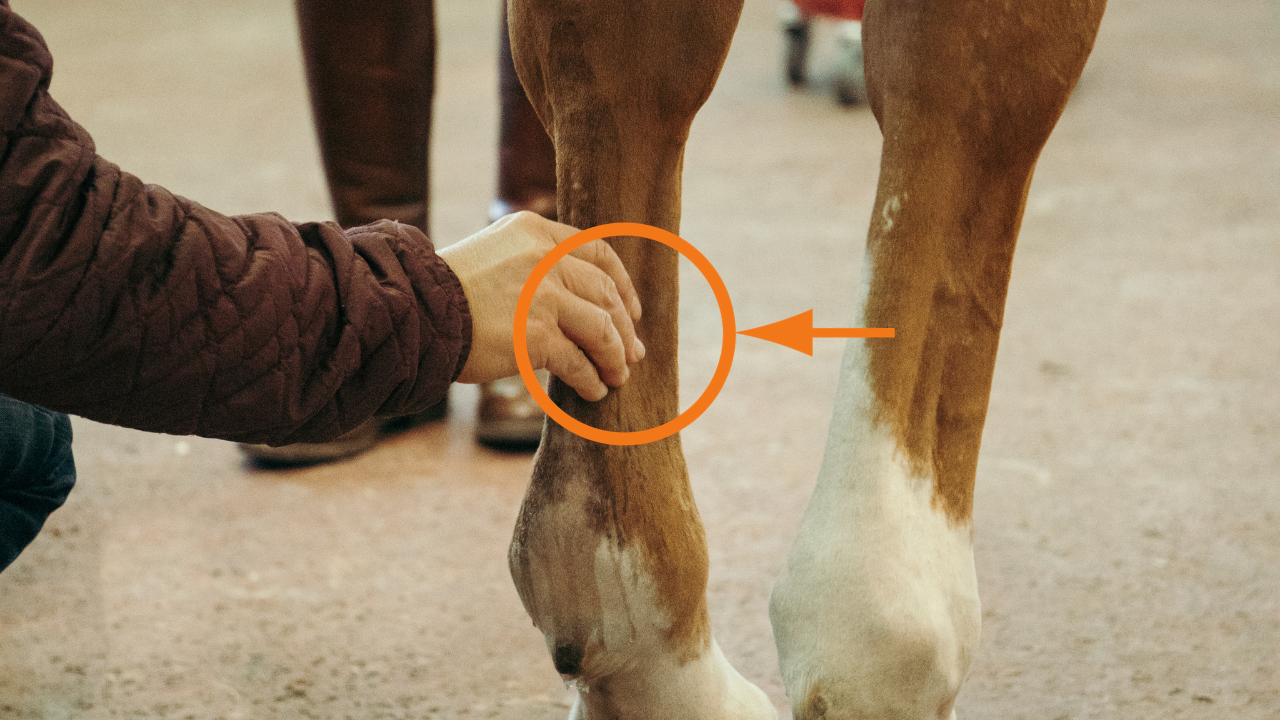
[0,394,76,572]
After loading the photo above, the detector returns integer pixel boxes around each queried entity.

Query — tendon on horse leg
[770,1,1106,718]
[506,1,776,718]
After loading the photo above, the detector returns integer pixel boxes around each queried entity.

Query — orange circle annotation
[512,222,735,446]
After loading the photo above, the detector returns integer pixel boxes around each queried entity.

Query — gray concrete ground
[2,0,1277,718]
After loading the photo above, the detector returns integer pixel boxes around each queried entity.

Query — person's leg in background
[780,0,867,105]
[476,0,556,449]
[830,0,866,106]
[242,0,550,464]
[780,0,814,86]
[240,0,440,466]
[298,0,436,236]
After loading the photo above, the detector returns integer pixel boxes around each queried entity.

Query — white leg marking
[771,341,981,720]
[515,515,776,720]
[881,194,904,233]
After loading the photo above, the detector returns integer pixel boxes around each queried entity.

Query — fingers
[516,212,642,327]
[528,273,632,401]
[526,257,643,401]
[505,213,649,401]
[538,334,609,402]
[557,255,645,365]
[569,239,643,322]
[554,291,630,389]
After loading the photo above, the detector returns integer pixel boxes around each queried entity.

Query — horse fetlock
[511,523,772,720]
[568,638,777,720]
[788,640,967,720]
[772,578,979,720]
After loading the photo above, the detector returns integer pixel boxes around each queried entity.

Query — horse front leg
[769,1,1106,718]
[505,2,776,719]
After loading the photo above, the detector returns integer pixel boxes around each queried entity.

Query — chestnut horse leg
[505,1,775,719]
[769,1,1106,718]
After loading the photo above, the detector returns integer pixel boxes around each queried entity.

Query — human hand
[438,211,645,401]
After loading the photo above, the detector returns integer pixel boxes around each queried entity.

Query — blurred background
[1,0,1277,718]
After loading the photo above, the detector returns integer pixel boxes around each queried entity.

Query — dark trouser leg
[241,0,439,466]
[296,0,436,232]
[490,0,557,223]
[0,395,75,573]
[780,1,813,86]
[476,0,558,450]
[298,0,442,432]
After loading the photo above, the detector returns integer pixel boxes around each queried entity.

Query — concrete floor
[2,0,1278,718]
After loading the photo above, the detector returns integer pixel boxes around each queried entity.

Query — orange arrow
[737,310,895,356]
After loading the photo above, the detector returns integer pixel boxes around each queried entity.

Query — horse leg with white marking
[769,1,1106,718]
[505,1,776,718]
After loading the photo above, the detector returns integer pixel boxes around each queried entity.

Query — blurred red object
[792,0,864,20]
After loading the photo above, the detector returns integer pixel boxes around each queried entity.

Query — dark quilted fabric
[0,3,471,445]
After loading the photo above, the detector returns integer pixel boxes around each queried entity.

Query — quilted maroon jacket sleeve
[0,4,471,445]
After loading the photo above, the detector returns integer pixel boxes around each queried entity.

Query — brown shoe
[239,418,381,467]
[476,374,546,450]
[240,396,448,467]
